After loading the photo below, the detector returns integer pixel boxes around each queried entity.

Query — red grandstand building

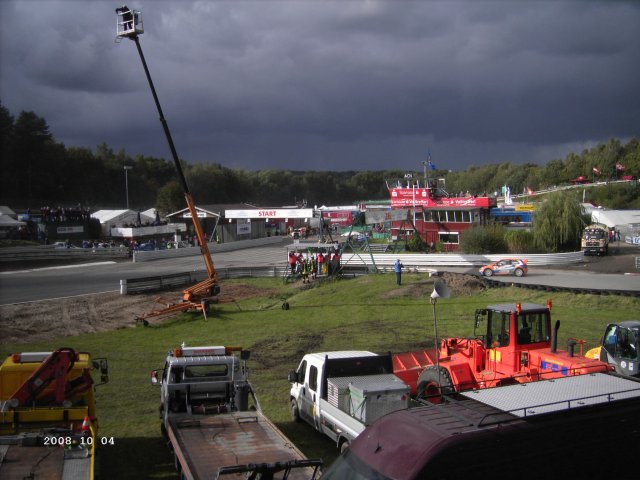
[387,178,497,251]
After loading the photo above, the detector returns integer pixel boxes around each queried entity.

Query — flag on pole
[615,163,626,171]
[427,151,437,170]
[592,167,601,175]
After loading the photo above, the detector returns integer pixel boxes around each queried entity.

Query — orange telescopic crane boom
[116,7,219,320]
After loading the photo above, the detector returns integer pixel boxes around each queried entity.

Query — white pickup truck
[288,351,409,451]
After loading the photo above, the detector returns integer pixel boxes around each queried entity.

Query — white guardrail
[0,245,130,261]
[340,251,584,270]
[132,236,285,262]
[120,250,585,294]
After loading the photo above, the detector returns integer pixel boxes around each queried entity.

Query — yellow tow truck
[0,348,108,479]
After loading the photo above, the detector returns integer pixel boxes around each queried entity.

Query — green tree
[155,181,184,215]
[504,229,536,254]
[406,232,426,252]
[460,224,507,254]
[532,191,589,252]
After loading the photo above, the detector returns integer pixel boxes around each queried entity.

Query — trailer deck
[169,411,316,479]
[460,372,640,419]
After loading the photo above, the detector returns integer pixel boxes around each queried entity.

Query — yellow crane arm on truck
[0,348,109,480]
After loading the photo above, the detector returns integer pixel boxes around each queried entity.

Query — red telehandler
[393,300,613,401]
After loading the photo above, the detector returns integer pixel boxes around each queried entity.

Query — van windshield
[320,449,391,480]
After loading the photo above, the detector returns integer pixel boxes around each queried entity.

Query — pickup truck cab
[288,351,409,451]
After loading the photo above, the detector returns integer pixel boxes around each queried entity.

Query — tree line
[1,102,638,214]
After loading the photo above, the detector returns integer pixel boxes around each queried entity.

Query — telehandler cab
[585,320,639,378]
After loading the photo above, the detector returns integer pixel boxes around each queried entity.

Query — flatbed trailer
[168,411,318,480]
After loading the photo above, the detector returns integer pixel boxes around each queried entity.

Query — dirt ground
[561,242,639,274]
[0,283,278,345]
[1,244,637,345]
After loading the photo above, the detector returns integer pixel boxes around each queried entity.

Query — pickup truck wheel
[291,399,301,422]
[417,366,454,404]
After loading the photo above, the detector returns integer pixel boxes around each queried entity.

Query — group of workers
[288,250,341,283]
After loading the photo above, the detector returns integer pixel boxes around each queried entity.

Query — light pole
[124,165,133,209]
[422,161,428,187]
[429,280,451,401]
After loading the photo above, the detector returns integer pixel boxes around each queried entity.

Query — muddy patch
[250,333,325,369]
[0,283,281,345]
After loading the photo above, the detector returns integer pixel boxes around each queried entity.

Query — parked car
[479,258,527,277]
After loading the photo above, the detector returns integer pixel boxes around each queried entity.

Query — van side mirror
[241,350,251,361]
[150,369,160,385]
[287,371,298,383]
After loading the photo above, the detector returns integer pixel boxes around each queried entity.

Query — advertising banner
[226,209,314,219]
[322,211,353,225]
[389,188,495,208]
[365,209,409,224]
[56,226,84,234]
[237,222,251,235]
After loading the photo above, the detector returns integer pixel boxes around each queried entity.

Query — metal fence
[0,245,130,262]
[120,267,289,294]
[119,251,585,294]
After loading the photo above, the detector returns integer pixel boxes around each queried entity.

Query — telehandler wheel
[291,399,301,422]
[417,366,454,404]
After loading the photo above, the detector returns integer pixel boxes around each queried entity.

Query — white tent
[141,208,159,222]
[583,204,640,236]
[91,210,140,235]
[0,213,25,227]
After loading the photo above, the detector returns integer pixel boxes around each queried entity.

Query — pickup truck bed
[168,411,315,479]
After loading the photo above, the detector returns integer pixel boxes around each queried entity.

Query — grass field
[2,273,638,479]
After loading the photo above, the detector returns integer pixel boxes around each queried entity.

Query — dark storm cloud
[1,0,639,171]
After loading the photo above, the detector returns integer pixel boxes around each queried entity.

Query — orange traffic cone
[81,415,91,436]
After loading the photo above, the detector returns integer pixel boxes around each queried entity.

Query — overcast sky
[1,0,639,173]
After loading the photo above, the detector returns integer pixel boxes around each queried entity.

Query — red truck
[393,301,612,400]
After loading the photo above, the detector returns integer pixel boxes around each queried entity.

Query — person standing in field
[394,259,403,286]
